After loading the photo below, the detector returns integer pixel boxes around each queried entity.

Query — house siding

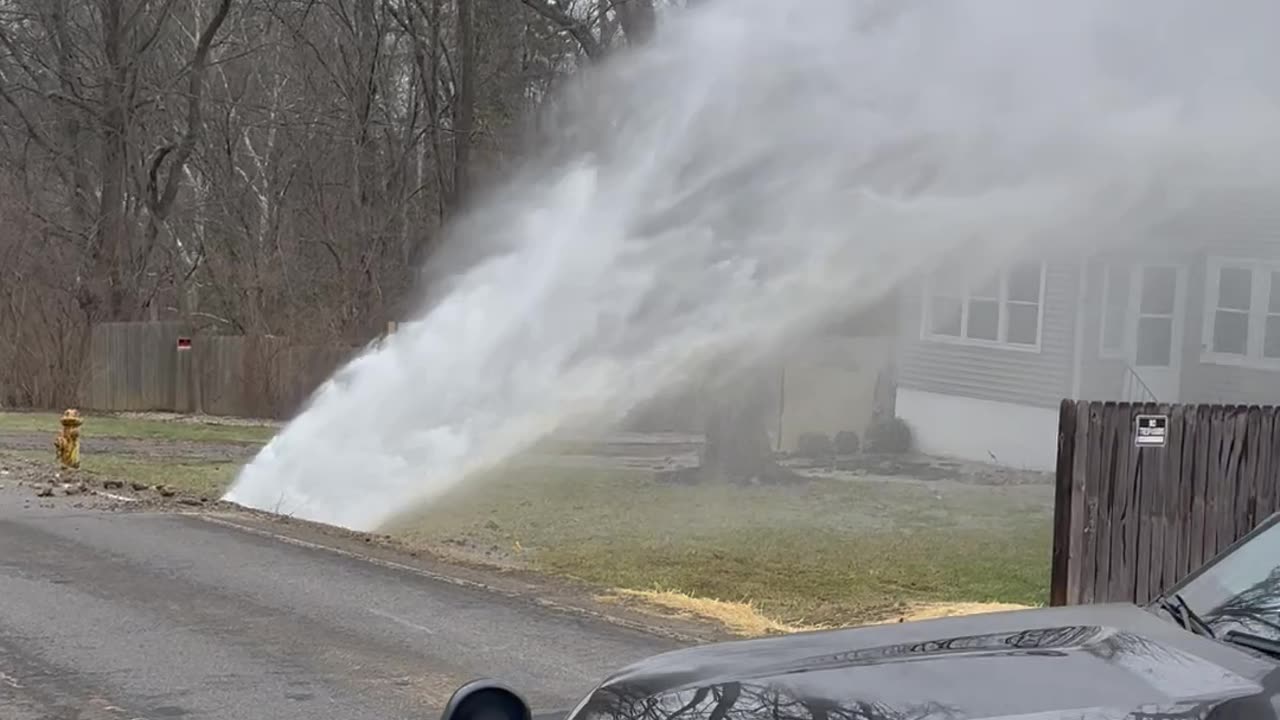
[1186,365,1280,405]
[898,261,1079,409]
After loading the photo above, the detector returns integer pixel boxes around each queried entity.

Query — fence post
[174,332,190,412]
[1050,399,1077,606]
[192,337,203,415]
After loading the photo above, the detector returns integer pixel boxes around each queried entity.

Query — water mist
[224,0,1280,531]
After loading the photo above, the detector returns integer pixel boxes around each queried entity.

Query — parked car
[441,512,1280,720]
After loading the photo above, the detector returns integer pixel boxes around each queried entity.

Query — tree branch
[518,0,604,60]
[149,0,233,219]
[613,0,655,46]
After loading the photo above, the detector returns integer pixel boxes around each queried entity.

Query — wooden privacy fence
[80,323,357,419]
[188,334,356,418]
[1051,400,1280,608]
[80,322,187,412]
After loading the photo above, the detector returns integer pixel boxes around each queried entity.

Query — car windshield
[1160,513,1280,642]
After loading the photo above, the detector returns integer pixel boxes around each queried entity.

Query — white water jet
[225,0,1280,531]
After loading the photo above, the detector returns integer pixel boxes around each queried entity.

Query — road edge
[197,513,731,647]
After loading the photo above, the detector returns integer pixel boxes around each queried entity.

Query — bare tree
[0,0,643,406]
[517,0,658,59]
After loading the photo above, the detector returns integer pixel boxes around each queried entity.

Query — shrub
[795,432,834,459]
[834,430,861,455]
[866,416,913,454]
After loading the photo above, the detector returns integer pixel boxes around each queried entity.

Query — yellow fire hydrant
[54,408,83,469]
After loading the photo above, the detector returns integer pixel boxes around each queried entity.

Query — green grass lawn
[387,465,1054,627]
[81,454,240,497]
[0,411,275,444]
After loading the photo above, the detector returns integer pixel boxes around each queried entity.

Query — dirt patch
[0,451,238,512]
[112,411,282,428]
[0,452,66,487]
[786,453,1053,486]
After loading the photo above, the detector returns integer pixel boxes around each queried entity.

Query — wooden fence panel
[81,322,189,412]
[269,343,356,416]
[80,323,357,419]
[1175,405,1195,580]
[1265,414,1280,520]
[1190,405,1211,570]
[1052,400,1280,607]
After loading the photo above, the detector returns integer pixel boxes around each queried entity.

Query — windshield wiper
[1222,629,1280,661]
[1157,593,1216,639]
[1176,594,1217,639]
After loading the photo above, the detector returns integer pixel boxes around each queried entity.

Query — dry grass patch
[603,590,1037,637]
[875,601,1038,625]
[599,589,819,637]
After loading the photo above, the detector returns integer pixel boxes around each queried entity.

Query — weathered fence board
[80,322,189,412]
[80,323,357,419]
[1052,400,1280,607]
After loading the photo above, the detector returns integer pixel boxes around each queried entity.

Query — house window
[1267,271,1280,359]
[923,262,1045,349]
[1202,258,1280,365]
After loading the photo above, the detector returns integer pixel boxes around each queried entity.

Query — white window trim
[1099,263,1187,365]
[1200,256,1280,370]
[1098,264,1130,360]
[920,262,1047,353]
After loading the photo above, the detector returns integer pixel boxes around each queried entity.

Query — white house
[895,190,1280,471]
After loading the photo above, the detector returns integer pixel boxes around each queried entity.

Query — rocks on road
[0,453,228,513]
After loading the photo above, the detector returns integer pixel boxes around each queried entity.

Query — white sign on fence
[1135,414,1168,447]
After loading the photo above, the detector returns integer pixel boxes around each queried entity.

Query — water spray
[225,0,1280,530]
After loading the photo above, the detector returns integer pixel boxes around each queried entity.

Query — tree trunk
[450,0,477,215]
[663,369,798,485]
[95,0,130,320]
[701,388,776,483]
[614,0,656,46]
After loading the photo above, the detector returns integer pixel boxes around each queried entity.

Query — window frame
[1100,262,1187,367]
[1098,263,1132,360]
[920,261,1048,353]
[1200,256,1280,369]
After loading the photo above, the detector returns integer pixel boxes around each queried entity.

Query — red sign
[176,337,192,351]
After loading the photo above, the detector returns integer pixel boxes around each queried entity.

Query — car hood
[568,604,1279,720]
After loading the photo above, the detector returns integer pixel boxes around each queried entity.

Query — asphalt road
[0,497,681,720]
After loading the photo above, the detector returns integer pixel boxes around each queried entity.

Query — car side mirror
[440,680,533,720]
